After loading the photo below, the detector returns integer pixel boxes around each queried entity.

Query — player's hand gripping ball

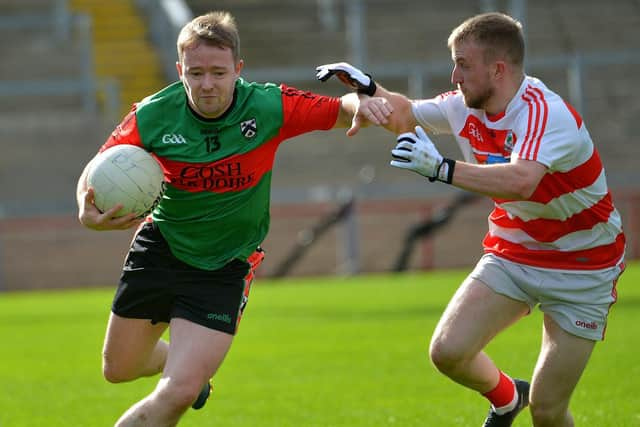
[87,145,165,218]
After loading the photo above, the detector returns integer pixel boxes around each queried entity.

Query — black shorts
[112,221,264,335]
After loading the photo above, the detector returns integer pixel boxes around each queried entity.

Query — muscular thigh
[161,318,235,387]
[531,315,595,408]
[102,312,168,372]
[433,275,529,355]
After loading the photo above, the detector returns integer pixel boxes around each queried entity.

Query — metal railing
[238,47,640,119]
[0,1,120,121]
[137,0,640,277]
[0,0,71,41]
[140,0,640,119]
[4,1,639,129]
[136,0,193,81]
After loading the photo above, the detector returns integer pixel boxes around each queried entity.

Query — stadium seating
[183,0,640,194]
[1,1,638,289]
[182,0,640,276]
[68,0,166,117]
[0,1,107,216]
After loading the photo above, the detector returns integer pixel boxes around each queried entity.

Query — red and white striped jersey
[412,76,625,271]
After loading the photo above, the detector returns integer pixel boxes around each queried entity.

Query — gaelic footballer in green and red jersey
[100,78,340,270]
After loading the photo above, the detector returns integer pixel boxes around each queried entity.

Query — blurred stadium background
[0,0,638,290]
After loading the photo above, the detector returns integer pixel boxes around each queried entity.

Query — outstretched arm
[366,84,417,134]
[317,63,547,198]
[334,92,395,136]
[391,126,546,199]
[317,62,418,134]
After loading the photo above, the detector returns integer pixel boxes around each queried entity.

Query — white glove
[315,62,377,95]
[390,126,456,183]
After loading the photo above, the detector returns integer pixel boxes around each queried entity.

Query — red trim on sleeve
[100,106,144,152]
[278,84,340,140]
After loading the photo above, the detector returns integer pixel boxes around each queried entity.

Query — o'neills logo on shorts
[575,320,598,330]
[207,313,232,324]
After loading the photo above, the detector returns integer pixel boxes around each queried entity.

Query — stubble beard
[462,85,494,110]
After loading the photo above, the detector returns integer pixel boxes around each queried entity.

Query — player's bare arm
[354,95,393,127]
[317,62,416,135]
[367,85,417,134]
[452,158,546,200]
[76,158,140,231]
[334,92,392,136]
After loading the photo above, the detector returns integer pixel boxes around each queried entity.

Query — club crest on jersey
[504,130,514,153]
[240,118,257,139]
[460,116,516,164]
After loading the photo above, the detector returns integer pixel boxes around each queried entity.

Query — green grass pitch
[1,262,638,426]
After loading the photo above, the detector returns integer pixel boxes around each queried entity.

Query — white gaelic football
[87,145,164,218]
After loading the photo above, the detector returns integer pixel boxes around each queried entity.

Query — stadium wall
[1,192,638,291]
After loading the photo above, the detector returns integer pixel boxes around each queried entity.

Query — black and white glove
[390,126,456,184]
[315,62,377,96]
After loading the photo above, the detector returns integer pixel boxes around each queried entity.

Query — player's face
[450,40,494,110]
[177,43,243,119]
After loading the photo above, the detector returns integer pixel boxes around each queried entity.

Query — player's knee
[529,398,570,426]
[103,363,136,383]
[428,336,469,375]
[102,355,138,383]
[155,378,204,411]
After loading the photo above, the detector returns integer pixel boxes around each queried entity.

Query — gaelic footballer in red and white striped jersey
[411,76,625,271]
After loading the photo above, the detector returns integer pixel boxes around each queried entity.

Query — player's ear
[176,61,184,80]
[235,59,244,76]
[493,61,506,80]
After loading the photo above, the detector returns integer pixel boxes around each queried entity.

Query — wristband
[429,158,456,184]
[356,74,377,96]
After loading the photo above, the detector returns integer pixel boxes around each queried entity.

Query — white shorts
[469,253,625,341]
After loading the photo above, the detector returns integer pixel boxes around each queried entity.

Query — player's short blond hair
[177,11,240,63]
[447,12,524,68]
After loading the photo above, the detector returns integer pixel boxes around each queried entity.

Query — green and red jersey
[100,78,340,270]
